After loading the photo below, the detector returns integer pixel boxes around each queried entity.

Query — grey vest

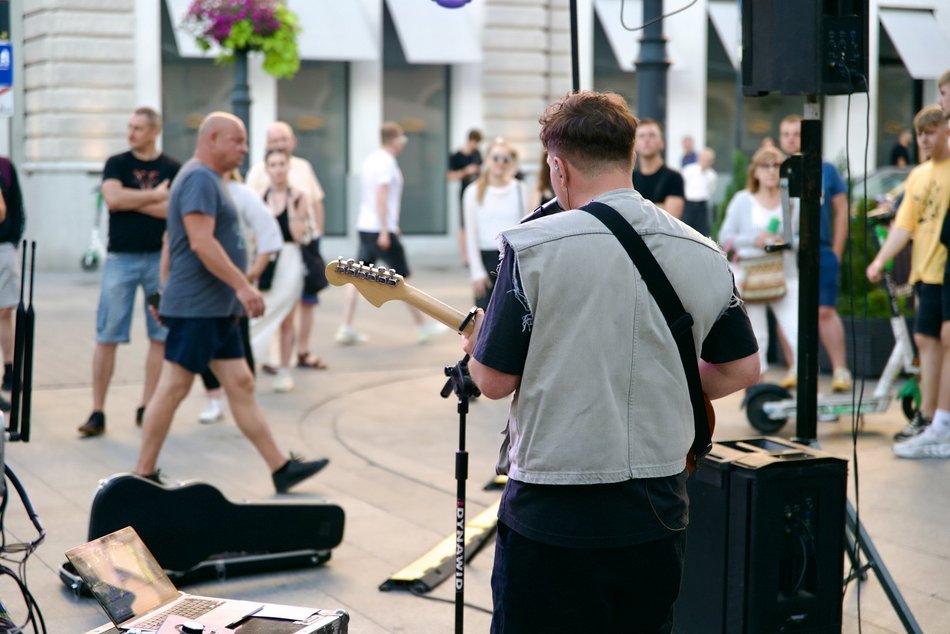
[498,188,736,483]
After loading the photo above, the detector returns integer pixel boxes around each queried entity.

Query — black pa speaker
[675,437,848,634]
[742,0,869,96]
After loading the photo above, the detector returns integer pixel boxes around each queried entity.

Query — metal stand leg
[844,501,922,633]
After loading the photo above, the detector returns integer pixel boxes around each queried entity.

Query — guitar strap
[581,201,712,465]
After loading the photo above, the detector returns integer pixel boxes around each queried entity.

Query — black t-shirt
[633,164,685,206]
[102,151,181,253]
[448,149,482,200]
[890,144,910,166]
[475,234,758,548]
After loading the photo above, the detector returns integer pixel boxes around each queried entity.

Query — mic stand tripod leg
[440,355,481,634]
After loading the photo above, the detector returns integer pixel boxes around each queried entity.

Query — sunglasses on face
[491,154,512,164]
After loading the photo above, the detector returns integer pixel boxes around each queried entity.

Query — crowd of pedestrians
[63,67,950,499]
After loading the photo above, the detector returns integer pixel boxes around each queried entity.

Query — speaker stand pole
[441,355,481,634]
[844,501,922,633]
[793,97,821,444]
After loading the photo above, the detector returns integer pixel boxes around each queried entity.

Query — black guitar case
[60,473,345,593]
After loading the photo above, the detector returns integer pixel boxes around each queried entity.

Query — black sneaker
[2,363,12,392]
[273,455,329,493]
[138,470,165,486]
[894,411,930,441]
[78,412,106,437]
[136,406,146,427]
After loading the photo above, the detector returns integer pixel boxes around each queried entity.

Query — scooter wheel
[901,394,918,421]
[81,252,100,272]
[746,389,787,433]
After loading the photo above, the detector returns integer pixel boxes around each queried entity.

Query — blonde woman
[462,138,530,310]
[718,146,799,382]
[251,148,309,392]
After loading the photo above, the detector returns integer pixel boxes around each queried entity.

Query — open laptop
[66,526,263,633]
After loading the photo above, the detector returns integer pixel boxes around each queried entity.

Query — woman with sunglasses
[718,145,799,382]
[462,138,531,310]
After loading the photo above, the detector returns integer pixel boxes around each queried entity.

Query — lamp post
[636,0,670,136]
[232,48,251,174]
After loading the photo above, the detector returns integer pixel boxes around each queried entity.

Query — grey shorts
[0,243,20,309]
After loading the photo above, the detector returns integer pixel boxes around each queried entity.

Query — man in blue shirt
[779,114,851,393]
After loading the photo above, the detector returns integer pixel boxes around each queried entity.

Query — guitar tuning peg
[389,268,397,276]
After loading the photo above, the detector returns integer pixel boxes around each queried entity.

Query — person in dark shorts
[133,112,328,493]
[335,122,448,345]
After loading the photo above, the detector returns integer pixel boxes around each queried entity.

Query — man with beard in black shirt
[633,119,685,220]
[78,107,181,437]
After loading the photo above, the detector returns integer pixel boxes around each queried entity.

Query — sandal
[297,353,328,370]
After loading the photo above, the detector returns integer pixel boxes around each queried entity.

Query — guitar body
[87,474,344,573]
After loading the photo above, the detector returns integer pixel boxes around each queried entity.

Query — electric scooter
[744,208,920,433]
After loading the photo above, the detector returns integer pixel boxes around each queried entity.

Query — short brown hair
[637,118,664,138]
[780,114,802,128]
[467,129,482,143]
[539,91,638,173]
[381,121,405,146]
[746,146,785,194]
[134,106,162,131]
[914,105,946,133]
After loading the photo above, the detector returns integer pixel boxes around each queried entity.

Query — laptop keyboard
[133,597,225,629]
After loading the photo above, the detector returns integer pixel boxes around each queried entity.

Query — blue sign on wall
[0,41,12,117]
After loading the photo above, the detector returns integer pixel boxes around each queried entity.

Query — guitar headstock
[325,258,410,307]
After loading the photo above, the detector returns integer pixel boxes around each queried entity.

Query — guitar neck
[402,285,473,335]
[325,258,474,335]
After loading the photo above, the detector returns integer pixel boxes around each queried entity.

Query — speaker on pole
[742,0,869,97]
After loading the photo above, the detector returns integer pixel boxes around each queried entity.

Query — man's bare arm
[663,195,685,219]
[831,192,848,258]
[183,212,264,317]
[700,353,760,400]
[102,178,170,218]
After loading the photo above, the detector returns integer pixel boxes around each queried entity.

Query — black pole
[570,0,580,92]
[794,99,822,442]
[231,49,251,175]
[440,355,480,634]
[636,0,669,133]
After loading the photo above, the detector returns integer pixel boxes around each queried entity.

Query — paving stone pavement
[0,266,946,633]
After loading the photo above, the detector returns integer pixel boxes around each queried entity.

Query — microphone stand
[440,354,481,634]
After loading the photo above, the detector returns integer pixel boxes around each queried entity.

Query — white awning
[287,0,378,62]
[707,1,740,69]
[166,0,216,58]
[879,8,950,80]
[593,0,688,72]
[165,0,379,62]
[385,0,481,64]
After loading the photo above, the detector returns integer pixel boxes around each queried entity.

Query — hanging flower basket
[184,0,300,79]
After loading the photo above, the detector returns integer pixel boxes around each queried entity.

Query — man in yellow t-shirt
[867,105,950,457]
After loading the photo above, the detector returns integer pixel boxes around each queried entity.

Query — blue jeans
[96,251,166,344]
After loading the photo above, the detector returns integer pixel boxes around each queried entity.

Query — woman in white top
[718,146,799,380]
[463,138,530,310]
[251,149,310,393]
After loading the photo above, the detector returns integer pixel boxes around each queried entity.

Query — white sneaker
[893,424,950,459]
[273,369,295,393]
[198,398,223,424]
[417,321,450,344]
[335,325,367,346]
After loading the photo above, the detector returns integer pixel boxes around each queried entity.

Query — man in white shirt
[681,147,717,236]
[335,122,446,345]
[246,121,329,370]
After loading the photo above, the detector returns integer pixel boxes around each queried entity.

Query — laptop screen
[66,526,180,626]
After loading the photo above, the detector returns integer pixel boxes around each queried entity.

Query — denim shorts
[163,316,245,374]
[818,246,840,308]
[96,251,167,344]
